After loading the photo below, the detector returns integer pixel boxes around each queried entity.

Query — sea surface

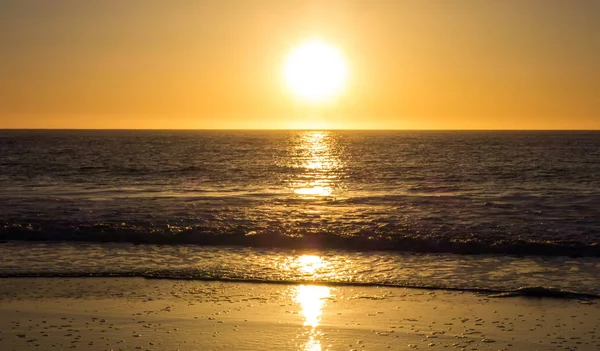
[1,130,599,297]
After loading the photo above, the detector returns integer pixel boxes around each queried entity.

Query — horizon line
[1,128,599,132]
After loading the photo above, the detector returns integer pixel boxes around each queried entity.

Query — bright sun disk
[284,40,348,104]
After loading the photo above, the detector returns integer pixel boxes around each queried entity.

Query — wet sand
[0,278,599,350]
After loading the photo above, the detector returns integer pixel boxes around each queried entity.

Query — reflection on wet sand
[295,285,331,351]
[296,285,330,328]
[292,253,332,351]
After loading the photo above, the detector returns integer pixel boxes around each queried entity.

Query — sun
[283,40,348,104]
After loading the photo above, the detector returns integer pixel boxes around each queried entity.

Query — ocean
[1,130,599,297]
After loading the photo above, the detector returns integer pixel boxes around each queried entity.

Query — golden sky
[1,0,598,129]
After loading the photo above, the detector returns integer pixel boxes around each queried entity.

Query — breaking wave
[1,223,599,257]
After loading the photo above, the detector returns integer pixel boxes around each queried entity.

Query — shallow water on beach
[1,242,600,297]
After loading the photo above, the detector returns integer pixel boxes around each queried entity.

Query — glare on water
[277,254,338,281]
[290,131,344,198]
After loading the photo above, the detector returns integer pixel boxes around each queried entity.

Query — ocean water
[1,130,599,296]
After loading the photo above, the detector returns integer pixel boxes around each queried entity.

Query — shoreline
[1,278,599,350]
[2,274,599,300]
[3,241,600,300]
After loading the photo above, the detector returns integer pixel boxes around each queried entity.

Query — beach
[1,278,598,351]
[2,0,600,347]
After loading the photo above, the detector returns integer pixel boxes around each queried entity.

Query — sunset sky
[1,0,598,130]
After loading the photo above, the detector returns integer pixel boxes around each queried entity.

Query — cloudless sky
[1,0,598,129]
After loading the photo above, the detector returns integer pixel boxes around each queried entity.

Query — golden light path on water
[277,254,339,281]
[291,131,341,198]
[286,134,344,349]
[280,133,342,350]
[297,255,326,275]
[293,255,332,351]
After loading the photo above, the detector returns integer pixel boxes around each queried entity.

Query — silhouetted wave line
[1,229,598,257]
[0,271,597,300]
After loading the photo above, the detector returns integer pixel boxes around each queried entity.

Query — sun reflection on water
[279,254,335,280]
[294,186,332,197]
[290,131,343,198]
[297,255,325,274]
